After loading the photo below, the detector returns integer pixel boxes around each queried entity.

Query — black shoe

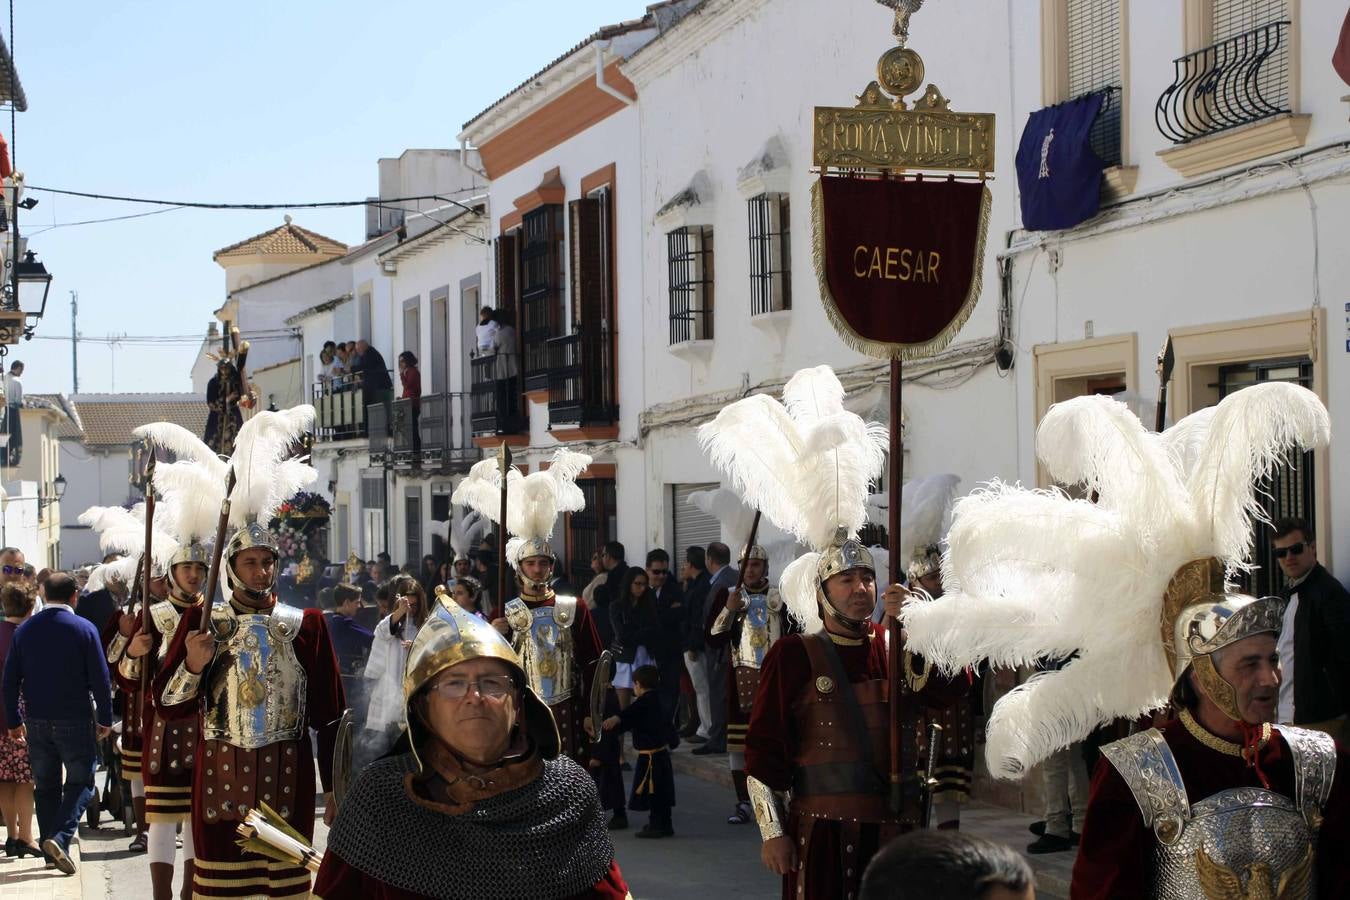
[42,839,76,875]
[691,744,724,755]
[607,813,628,831]
[636,824,674,839]
[3,838,13,857]
[14,842,43,859]
[685,734,708,744]
[1028,820,1046,836]
[1071,830,1081,846]
[1026,833,1074,854]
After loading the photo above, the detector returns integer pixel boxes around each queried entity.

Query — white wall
[230,258,351,374]
[2,480,39,564]
[59,442,134,566]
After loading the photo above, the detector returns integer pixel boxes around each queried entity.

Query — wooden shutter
[494,232,517,313]
[569,198,603,330]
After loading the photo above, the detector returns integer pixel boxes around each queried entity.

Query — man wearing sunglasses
[0,548,25,587]
[1272,517,1350,741]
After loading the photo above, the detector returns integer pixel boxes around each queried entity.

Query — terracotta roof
[59,394,210,448]
[24,394,76,431]
[0,34,26,111]
[213,220,348,262]
[461,1,695,131]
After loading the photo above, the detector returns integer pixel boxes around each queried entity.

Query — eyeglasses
[1,565,22,576]
[1272,542,1307,559]
[648,568,668,577]
[426,675,516,700]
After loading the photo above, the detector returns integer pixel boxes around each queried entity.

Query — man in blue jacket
[2,572,113,875]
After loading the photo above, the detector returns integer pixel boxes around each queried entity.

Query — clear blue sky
[12,0,645,396]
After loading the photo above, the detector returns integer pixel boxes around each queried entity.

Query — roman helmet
[403,600,560,770]
[452,447,592,596]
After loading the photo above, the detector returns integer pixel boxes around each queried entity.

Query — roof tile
[58,396,211,447]
[213,221,348,261]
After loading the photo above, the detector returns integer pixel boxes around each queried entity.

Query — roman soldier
[705,542,793,825]
[117,425,228,900]
[905,542,977,831]
[312,597,630,899]
[154,406,346,900]
[451,448,604,762]
[97,557,150,851]
[697,366,968,899]
[902,381,1350,897]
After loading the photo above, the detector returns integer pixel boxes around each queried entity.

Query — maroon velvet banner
[813,175,990,360]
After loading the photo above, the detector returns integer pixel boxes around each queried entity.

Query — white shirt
[364,614,420,739]
[1276,590,1299,723]
[5,373,21,406]
[475,320,500,354]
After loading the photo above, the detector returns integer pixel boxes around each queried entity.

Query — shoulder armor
[149,600,180,638]
[208,603,237,641]
[553,594,578,627]
[504,598,532,633]
[766,587,783,613]
[1279,725,1338,822]
[269,604,304,643]
[1100,728,1191,845]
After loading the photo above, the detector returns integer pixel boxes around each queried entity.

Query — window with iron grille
[520,206,563,390]
[748,194,791,315]
[1212,0,1289,111]
[360,472,385,510]
[565,478,616,590]
[1217,356,1312,597]
[667,226,714,344]
[404,490,422,567]
[1066,0,1123,167]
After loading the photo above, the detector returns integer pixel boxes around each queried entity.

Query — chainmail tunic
[324,752,616,900]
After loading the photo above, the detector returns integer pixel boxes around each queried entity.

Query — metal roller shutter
[671,482,722,559]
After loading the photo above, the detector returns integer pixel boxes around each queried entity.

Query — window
[430,288,449,394]
[1211,0,1289,113]
[405,489,422,567]
[403,298,420,360]
[520,206,564,391]
[667,226,715,344]
[358,291,372,342]
[565,478,616,590]
[670,483,721,558]
[1216,357,1312,597]
[748,194,791,315]
[1066,0,1123,167]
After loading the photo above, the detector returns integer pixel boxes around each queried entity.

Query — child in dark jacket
[602,664,676,837]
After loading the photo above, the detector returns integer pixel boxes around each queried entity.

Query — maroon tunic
[112,596,202,823]
[1072,717,1350,899]
[745,624,967,900]
[102,611,145,779]
[155,599,345,899]
[704,584,796,754]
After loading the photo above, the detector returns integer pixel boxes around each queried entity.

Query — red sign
[813,175,991,360]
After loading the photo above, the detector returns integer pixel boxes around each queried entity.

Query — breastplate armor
[202,603,307,749]
[505,596,577,706]
[734,588,784,670]
[1101,726,1336,900]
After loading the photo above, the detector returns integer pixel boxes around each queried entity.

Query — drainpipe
[594,41,635,106]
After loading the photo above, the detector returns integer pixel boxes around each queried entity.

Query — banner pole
[888,357,904,816]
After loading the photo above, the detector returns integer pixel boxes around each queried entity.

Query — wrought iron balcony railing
[386,392,478,473]
[547,329,617,430]
[311,375,368,441]
[470,354,527,438]
[1155,20,1291,144]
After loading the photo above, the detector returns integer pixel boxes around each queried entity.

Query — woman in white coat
[361,574,429,758]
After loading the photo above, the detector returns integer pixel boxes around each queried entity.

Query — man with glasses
[1271,517,1350,740]
[0,548,25,586]
[646,549,685,725]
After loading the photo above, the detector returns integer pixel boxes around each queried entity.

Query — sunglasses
[1,565,22,575]
[1272,542,1307,559]
[648,568,668,576]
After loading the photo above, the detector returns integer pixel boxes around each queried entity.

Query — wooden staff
[140,455,157,694]
[1154,337,1175,433]
[496,442,512,608]
[196,467,237,636]
[887,357,906,817]
[732,510,763,595]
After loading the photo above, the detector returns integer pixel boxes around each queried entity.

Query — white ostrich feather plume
[896,474,962,574]
[452,448,593,551]
[154,458,228,545]
[133,423,229,478]
[686,487,802,590]
[226,407,317,528]
[78,505,179,571]
[698,366,887,553]
[446,509,488,558]
[903,382,1329,780]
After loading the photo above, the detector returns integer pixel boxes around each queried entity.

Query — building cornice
[622,0,774,89]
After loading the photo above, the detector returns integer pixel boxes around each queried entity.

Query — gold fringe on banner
[810,177,992,363]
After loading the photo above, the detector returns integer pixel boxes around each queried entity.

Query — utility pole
[70,290,78,393]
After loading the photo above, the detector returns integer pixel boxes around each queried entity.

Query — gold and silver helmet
[906,543,942,583]
[403,600,560,769]
[167,540,211,602]
[739,543,770,564]
[1162,557,1285,722]
[225,522,280,600]
[816,531,875,584]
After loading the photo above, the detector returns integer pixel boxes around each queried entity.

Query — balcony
[470,354,527,439]
[386,393,478,474]
[521,293,552,394]
[312,375,367,442]
[547,330,617,432]
[1156,20,1290,144]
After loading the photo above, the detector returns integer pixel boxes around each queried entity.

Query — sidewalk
[631,740,1077,899]
[0,840,84,900]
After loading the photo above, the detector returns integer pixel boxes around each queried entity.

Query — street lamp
[14,250,51,319]
[39,473,66,508]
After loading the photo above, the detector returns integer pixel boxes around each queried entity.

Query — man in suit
[681,548,713,741]
[594,541,627,649]
[1272,517,1350,740]
[647,549,684,723]
[694,542,738,755]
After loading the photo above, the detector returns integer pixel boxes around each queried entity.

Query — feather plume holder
[234,802,321,873]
